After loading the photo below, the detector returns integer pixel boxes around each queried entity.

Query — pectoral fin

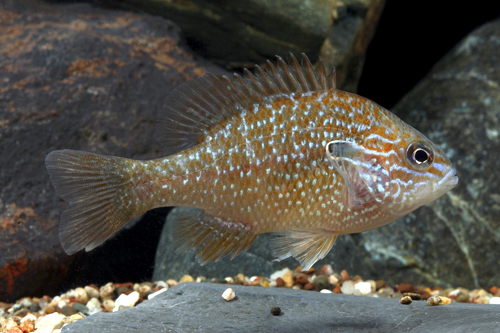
[326,140,390,208]
[270,229,338,271]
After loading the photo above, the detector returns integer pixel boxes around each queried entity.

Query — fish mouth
[437,167,459,190]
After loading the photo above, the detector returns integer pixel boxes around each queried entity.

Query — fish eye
[406,141,434,170]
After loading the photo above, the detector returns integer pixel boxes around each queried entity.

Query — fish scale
[45,53,458,270]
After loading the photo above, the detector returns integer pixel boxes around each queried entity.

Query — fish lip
[437,167,458,190]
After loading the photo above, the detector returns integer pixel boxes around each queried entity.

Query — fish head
[380,122,458,216]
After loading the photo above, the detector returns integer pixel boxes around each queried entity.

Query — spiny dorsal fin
[172,207,258,265]
[157,53,336,155]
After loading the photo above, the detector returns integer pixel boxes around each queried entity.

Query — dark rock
[82,0,383,90]
[72,303,90,315]
[320,0,384,92]
[357,18,500,289]
[312,275,330,291]
[62,282,500,333]
[13,308,29,317]
[0,0,226,301]
[270,306,281,316]
[60,305,78,316]
[29,302,41,313]
[88,0,333,68]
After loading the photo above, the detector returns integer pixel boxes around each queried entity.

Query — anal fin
[172,208,258,265]
[270,230,338,271]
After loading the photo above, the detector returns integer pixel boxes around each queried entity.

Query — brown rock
[395,283,414,293]
[294,274,310,285]
[276,277,285,288]
[333,285,341,293]
[89,0,335,69]
[0,0,225,302]
[304,283,315,290]
[340,270,349,281]
[399,296,412,305]
[45,306,56,314]
[375,280,385,291]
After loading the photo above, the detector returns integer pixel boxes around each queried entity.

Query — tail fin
[45,150,139,255]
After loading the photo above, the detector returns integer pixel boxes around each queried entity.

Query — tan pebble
[328,275,339,285]
[133,283,141,291]
[474,295,490,304]
[48,296,61,308]
[430,289,445,296]
[100,282,115,298]
[235,273,245,283]
[74,287,89,304]
[225,277,234,283]
[84,286,100,300]
[282,271,294,288]
[139,284,152,295]
[321,264,334,276]
[196,276,206,283]
[340,270,349,281]
[222,288,235,301]
[35,313,66,332]
[70,313,84,321]
[427,295,442,306]
[103,299,115,311]
[399,296,412,305]
[154,281,168,289]
[440,296,452,305]
[292,285,301,290]
[180,275,195,283]
[477,289,488,297]
[166,279,178,287]
[20,313,36,331]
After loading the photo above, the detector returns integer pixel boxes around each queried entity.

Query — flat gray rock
[62,283,500,333]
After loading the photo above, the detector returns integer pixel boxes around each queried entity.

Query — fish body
[46,54,458,270]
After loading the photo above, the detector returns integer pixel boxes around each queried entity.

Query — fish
[45,53,458,270]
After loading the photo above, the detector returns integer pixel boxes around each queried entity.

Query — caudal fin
[45,149,139,255]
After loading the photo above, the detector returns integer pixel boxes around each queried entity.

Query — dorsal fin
[157,53,336,155]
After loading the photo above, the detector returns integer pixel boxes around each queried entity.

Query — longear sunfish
[45,54,458,270]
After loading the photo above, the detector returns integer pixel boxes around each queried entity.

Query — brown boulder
[0,0,226,301]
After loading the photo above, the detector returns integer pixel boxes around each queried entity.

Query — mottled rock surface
[360,19,500,289]
[85,0,383,90]
[62,282,500,333]
[90,0,334,68]
[0,0,225,301]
